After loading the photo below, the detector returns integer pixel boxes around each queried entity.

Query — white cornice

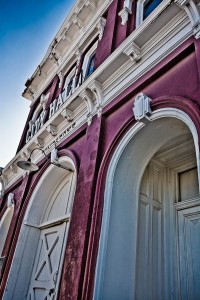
[3,1,194,190]
[22,0,112,101]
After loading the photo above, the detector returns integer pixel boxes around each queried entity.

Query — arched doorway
[4,157,76,300]
[136,133,199,299]
[94,110,200,300]
[0,201,14,278]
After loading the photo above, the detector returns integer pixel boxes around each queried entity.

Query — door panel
[27,223,66,300]
[136,163,162,300]
[177,206,200,300]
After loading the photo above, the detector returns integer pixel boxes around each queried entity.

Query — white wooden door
[177,205,200,300]
[27,223,66,300]
[136,155,200,300]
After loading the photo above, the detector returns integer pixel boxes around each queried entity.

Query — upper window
[63,67,76,97]
[136,0,163,27]
[143,0,163,19]
[82,41,98,81]
[85,53,95,78]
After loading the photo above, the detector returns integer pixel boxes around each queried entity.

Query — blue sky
[0,0,74,167]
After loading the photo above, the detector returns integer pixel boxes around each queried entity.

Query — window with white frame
[136,0,163,27]
[82,41,98,81]
[63,67,76,97]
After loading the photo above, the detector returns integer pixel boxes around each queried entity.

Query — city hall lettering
[26,74,82,143]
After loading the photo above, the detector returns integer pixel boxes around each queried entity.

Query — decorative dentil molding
[133,93,152,121]
[175,0,200,39]
[61,108,74,122]
[97,17,106,40]
[7,193,15,208]
[46,124,58,136]
[123,42,142,62]
[118,0,133,25]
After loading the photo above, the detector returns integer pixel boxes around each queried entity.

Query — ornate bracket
[61,108,74,122]
[133,93,152,121]
[118,0,133,25]
[97,17,106,40]
[73,15,84,32]
[124,42,142,62]
[0,174,7,197]
[63,31,73,42]
[40,92,50,110]
[21,150,30,160]
[49,52,59,66]
[37,65,47,79]
[88,80,103,117]
[35,137,44,148]
[85,0,96,11]
[175,0,200,39]
[58,71,65,88]
[46,124,58,136]
[75,49,82,66]
[79,89,95,125]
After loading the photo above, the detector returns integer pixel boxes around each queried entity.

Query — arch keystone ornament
[133,93,152,121]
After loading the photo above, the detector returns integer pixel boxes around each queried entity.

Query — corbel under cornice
[61,108,74,122]
[46,124,58,136]
[123,42,142,62]
[175,0,200,38]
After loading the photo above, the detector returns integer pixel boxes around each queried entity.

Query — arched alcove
[94,108,200,300]
[4,156,76,300]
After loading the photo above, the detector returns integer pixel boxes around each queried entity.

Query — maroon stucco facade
[1,1,200,299]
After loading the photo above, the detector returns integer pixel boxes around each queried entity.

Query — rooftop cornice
[22,0,112,101]
[3,0,193,190]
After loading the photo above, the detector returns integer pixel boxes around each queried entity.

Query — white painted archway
[94,108,200,300]
[4,156,76,300]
